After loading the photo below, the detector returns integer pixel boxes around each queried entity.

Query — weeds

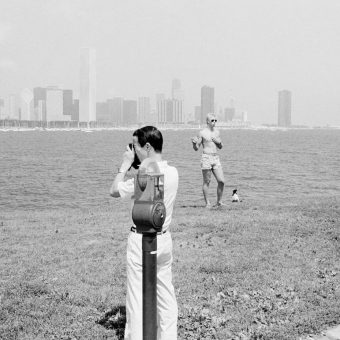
[1,198,339,339]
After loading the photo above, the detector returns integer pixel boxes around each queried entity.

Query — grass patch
[1,197,339,339]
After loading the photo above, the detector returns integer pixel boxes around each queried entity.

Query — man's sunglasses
[211,119,217,123]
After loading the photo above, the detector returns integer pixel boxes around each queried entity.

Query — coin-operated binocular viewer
[132,168,166,340]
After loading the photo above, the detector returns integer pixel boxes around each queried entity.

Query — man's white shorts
[201,153,222,170]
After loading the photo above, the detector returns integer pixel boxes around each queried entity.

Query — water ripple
[0,129,339,211]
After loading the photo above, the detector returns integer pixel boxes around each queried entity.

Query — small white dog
[232,189,240,202]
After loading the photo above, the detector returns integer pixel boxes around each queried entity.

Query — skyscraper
[138,97,151,123]
[172,99,183,123]
[166,100,174,122]
[194,106,201,122]
[79,47,96,122]
[72,99,79,121]
[171,79,185,122]
[63,90,74,118]
[20,88,34,120]
[172,78,183,100]
[33,87,46,107]
[241,111,248,122]
[278,90,292,127]
[156,94,166,123]
[0,98,4,119]
[123,100,137,125]
[96,102,109,122]
[46,86,69,121]
[108,97,123,124]
[201,85,214,123]
[9,94,18,120]
[33,87,47,121]
[36,100,46,121]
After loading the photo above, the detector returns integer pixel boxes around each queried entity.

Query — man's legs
[202,169,212,207]
[156,233,177,340]
[212,167,225,205]
[125,233,177,340]
[125,233,143,340]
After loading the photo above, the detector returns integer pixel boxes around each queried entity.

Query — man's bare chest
[202,131,217,142]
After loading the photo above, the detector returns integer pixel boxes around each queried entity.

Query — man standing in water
[191,113,225,208]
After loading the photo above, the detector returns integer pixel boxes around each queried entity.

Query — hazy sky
[1,0,340,126]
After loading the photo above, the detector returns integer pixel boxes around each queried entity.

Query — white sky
[1,0,340,125]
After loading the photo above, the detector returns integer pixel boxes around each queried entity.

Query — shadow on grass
[179,204,204,208]
[179,204,229,210]
[96,305,126,340]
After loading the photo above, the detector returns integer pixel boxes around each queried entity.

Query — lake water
[0,129,339,212]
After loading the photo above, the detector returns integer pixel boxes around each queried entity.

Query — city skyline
[0,60,332,127]
[1,1,340,126]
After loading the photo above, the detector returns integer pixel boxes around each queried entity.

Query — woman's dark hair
[134,126,163,153]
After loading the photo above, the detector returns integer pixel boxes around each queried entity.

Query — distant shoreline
[0,125,339,132]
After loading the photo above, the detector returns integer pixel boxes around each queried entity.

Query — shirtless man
[191,113,225,208]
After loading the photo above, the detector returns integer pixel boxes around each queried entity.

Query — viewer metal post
[132,172,166,340]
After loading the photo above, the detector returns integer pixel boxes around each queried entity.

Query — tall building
[63,90,73,119]
[79,47,96,122]
[33,87,47,120]
[278,90,292,127]
[156,93,165,102]
[0,98,4,119]
[33,87,46,107]
[166,100,173,122]
[20,88,34,120]
[96,102,109,122]
[138,97,151,123]
[172,78,184,100]
[36,100,46,121]
[172,79,180,98]
[201,85,214,123]
[46,86,69,121]
[171,79,185,122]
[172,99,183,123]
[9,94,18,120]
[72,99,79,121]
[149,108,157,123]
[241,111,248,122]
[194,106,201,122]
[107,97,123,124]
[217,106,224,122]
[157,98,184,124]
[123,100,137,125]
[156,94,166,123]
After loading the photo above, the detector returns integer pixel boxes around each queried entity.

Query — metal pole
[142,233,157,340]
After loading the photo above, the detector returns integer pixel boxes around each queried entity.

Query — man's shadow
[96,305,126,340]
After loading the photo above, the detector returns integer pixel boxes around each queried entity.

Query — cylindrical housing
[132,201,166,232]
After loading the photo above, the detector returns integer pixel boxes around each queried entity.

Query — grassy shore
[0,197,339,340]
